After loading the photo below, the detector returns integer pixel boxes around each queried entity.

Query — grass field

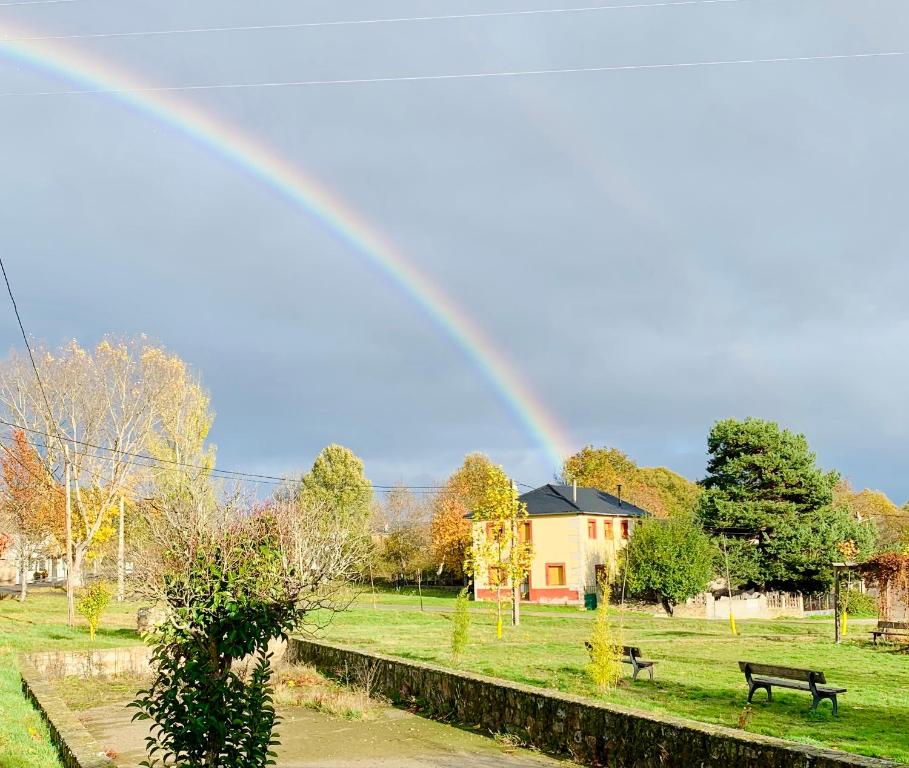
[3,586,907,766]
[320,591,909,763]
[0,588,142,768]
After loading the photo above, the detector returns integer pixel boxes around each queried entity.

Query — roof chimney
[572,479,577,503]
[617,484,623,507]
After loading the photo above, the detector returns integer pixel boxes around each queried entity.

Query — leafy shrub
[840,588,877,617]
[131,517,308,768]
[451,587,471,662]
[76,582,111,641]
[625,513,716,615]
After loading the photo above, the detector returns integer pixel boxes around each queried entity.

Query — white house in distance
[472,483,648,606]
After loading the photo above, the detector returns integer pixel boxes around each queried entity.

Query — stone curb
[288,638,907,768]
[19,656,117,768]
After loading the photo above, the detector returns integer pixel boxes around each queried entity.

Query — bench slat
[738,662,826,684]
[752,676,846,694]
[878,621,909,630]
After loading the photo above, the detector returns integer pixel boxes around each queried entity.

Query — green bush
[131,517,309,768]
[840,588,877,617]
[76,582,111,642]
[625,513,716,615]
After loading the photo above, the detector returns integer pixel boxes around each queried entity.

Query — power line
[0,258,66,473]
[2,50,905,98]
[0,0,747,43]
[0,0,76,5]
[0,417,459,490]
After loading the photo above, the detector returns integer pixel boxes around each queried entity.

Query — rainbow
[0,21,574,470]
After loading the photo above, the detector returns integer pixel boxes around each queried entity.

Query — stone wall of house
[287,638,900,768]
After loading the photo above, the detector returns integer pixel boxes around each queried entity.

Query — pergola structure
[832,562,860,644]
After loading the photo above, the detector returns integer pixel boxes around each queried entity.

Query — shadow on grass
[96,628,140,641]
[603,676,909,762]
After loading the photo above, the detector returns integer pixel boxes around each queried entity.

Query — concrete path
[79,701,569,768]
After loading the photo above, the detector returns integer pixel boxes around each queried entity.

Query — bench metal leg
[810,694,838,716]
[631,664,640,681]
[748,682,771,703]
[647,665,654,682]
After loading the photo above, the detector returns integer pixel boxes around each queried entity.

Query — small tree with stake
[77,582,111,642]
[466,464,533,638]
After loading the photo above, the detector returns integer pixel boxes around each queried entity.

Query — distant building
[472,483,647,605]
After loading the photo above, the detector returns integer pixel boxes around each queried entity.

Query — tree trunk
[661,596,674,616]
[417,571,424,612]
[72,547,85,589]
[19,551,27,602]
[117,496,125,602]
[65,458,75,627]
[511,518,520,626]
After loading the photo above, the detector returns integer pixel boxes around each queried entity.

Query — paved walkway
[79,701,569,768]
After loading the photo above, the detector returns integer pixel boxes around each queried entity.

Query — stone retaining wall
[19,657,116,768]
[287,638,903,768]
[27,645,152,680]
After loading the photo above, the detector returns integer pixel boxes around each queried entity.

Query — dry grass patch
[274,663,384,721]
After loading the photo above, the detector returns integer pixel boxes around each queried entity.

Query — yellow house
[473,483,647,605]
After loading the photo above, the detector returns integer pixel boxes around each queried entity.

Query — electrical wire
[2,50,905,98]
[0,0,76,5]
[0,259,58,447]
[0,0,747,43]
[0,421,468,493]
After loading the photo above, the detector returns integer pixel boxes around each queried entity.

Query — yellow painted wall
[472,514,636,604]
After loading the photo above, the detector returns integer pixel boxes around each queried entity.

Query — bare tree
[0,337,212,619]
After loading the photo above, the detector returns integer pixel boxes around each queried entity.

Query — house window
[485,522,503,542]
[621,520,630,540]
[587,520,597,539]
[604,519,613,538]
[518,520,532,543]
[546,563,566,586]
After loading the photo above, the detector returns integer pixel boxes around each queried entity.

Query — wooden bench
[871,621,909,645]
[739,662,846,715]
[585,642,656,681]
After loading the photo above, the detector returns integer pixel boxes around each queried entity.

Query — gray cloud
[1,0,908,500]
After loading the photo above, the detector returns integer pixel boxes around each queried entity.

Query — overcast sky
[1,0,908,500]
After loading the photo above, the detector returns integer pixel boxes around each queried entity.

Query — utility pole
[65,450,74,627]
[117,496,125,602]
[511,481,521,627]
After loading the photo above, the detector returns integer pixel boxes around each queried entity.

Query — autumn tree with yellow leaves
[467,463,534,638]
[430,452,495,580]
[563,445,700,518]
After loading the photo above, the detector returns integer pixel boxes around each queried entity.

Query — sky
[1,0,908,500]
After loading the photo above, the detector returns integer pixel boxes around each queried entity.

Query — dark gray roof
[519,484,648,518]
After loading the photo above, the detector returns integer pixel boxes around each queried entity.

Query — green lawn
[316,599,909,763]
[4,587,907,766]
[0,588,142,768]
